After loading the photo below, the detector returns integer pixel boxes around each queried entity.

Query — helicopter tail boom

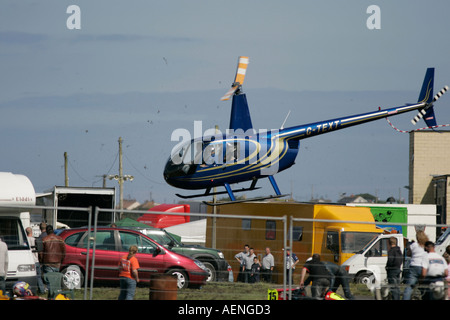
[278,68,448,141]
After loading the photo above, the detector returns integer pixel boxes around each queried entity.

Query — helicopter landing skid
[203,194,289,206]
[175,186,261,199]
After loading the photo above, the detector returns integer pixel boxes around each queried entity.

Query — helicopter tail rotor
[221,56,249,101]
[411,85,449,126]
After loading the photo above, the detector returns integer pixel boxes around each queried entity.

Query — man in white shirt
[422,241,448,300]
[262,247,274,283]
[234,244,249,282]
[242,248,256,283]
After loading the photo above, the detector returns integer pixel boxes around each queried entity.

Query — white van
[342,231,450,286]
[0,172,37,292]
[341,233,404,286]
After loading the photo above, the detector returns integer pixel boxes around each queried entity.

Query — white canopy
[165,219,206,245]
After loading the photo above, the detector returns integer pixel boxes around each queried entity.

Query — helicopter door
[224,141,240,164]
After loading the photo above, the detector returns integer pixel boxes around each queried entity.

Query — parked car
[58,227,208,289]
[139,228,231,282]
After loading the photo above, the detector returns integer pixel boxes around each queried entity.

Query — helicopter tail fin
[411,68,436,126]
[411,68,448,127]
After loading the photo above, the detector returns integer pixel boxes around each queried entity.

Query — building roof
[122,199,141,210]
[337,195,369,204]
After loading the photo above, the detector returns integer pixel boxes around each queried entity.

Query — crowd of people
[234,231,450,300]
[234,245,275,284]
[387,230,450,300]
[234,244,354,299]
[2,223,450,301]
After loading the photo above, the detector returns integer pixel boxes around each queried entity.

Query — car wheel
[201,262,216,282]
[167,269,188,289]
[355,272,374,285]
[61,266,84,290]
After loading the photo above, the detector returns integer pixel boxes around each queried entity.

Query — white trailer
[0,172,37,292]
[348,204,437,241]
[37,186,116,229]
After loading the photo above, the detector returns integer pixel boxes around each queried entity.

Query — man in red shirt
[118,245,140,300]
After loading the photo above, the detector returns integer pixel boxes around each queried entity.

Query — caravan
[0,172,37,292]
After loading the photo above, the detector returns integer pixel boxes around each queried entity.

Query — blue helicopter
[163,56,448,204]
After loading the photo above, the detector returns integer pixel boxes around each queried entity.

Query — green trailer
[368,206,408,236]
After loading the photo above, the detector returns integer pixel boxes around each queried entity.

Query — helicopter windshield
[171,140,241,166]
[170,140,203,165]
[164,136,258,186]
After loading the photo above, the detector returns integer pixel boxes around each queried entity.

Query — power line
[67,157,89,183]
[124,153,164,185]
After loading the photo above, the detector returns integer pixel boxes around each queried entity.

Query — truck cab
[321,227,383,265]
[341,233,404,285]
[313,205,383,265]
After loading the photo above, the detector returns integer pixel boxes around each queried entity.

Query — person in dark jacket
[323,262,355,300]
[386,236,403,300]
[302,260,355,299]
[39,225,66,282]
[250,257,261,283]
[299,254,331,299]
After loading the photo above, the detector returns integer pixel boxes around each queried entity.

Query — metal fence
[1,203,449,300]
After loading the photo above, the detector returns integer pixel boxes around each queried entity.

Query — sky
[1,1,450,206]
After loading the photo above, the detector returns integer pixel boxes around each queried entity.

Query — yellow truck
[207,202,382,283]
[310,204,383,264]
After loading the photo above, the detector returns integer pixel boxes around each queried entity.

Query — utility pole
[212,125,218,248]
[64,152,69,186]
[106,137,134,218]
[119,136,124,211]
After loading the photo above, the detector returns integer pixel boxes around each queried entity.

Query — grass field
[37,281,373,300]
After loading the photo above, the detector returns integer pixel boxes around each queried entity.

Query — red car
[58,227,208,289]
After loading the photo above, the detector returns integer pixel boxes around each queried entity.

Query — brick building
[409,130,450,225]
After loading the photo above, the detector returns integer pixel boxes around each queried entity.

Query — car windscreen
[436,228,450,246]
[341,232,380,254]
[0,217,30,250]
[145,230,178,247]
